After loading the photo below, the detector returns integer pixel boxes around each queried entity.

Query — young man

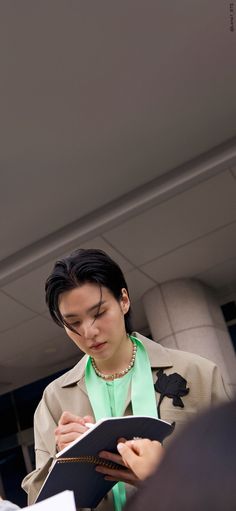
[22,249,230,508]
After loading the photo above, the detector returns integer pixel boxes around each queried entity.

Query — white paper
[22,490,76,511]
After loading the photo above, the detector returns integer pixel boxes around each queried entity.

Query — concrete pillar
[143,279,236,396]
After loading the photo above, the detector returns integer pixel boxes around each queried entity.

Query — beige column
[143,279,236,396]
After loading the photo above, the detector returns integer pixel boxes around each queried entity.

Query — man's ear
[120,288,130,314]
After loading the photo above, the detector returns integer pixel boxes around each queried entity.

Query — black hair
[45,248,133,333]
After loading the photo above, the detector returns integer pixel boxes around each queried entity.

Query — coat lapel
[123,333,174,412]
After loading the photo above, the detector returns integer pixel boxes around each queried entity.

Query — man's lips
[89,342,107,350]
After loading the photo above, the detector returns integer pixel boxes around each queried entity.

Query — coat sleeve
[210,364,232,403]
[21,388,58,505]
[21,386,113,511]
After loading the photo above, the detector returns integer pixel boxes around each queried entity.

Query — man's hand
[117,439,164,480]
[55,411,94,451]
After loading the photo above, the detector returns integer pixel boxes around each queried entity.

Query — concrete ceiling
[0,0,236,393]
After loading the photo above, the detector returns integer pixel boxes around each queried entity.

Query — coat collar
[133,332,173,368]
[60,354,88,387]
[60,332,173,388]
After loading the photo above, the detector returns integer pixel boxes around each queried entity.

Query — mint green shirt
[105,369,134,417]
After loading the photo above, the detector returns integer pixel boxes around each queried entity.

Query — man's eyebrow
[63,300,106,319]
[87,300,106,313]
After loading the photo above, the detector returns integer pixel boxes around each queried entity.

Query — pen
[85,422,95,429]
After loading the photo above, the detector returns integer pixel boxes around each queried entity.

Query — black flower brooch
[154,368,189,417]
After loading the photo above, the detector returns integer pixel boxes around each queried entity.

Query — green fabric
[103,370,134,416]
[111,481,127,511]
[85,362,131,511]
[85,336,158,511]
[129,336,158,417]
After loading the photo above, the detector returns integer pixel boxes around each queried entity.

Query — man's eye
[95,311,105,319]
[70,321,80,327]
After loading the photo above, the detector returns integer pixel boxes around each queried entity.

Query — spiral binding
[57,455,123,469]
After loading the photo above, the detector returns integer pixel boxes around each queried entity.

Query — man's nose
[80,319,98,339]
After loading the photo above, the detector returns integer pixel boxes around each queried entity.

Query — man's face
[58,282,130,362]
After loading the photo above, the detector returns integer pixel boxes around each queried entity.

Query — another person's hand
[55,411,94,451]
[95,450,139,486]
[117,438,164,480]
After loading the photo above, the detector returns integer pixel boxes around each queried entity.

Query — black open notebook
[36,415,175,508]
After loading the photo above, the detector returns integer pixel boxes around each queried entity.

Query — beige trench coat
[22,333,230,508]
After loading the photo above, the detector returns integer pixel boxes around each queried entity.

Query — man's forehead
[58,284,109,316]
[62,300,106,318]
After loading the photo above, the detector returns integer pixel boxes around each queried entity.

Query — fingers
[95,466,138,486]
[117,439,164,480]
[96,449,139,486]
[99,450,126,467]
[117,437,127,443]
[117,442,139,469]
[55,419,88,439]
[55,431,80,450]
[83,415,94,425]
[55,412,94,451]
[58,411,87,426]
[121,438,155,455]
